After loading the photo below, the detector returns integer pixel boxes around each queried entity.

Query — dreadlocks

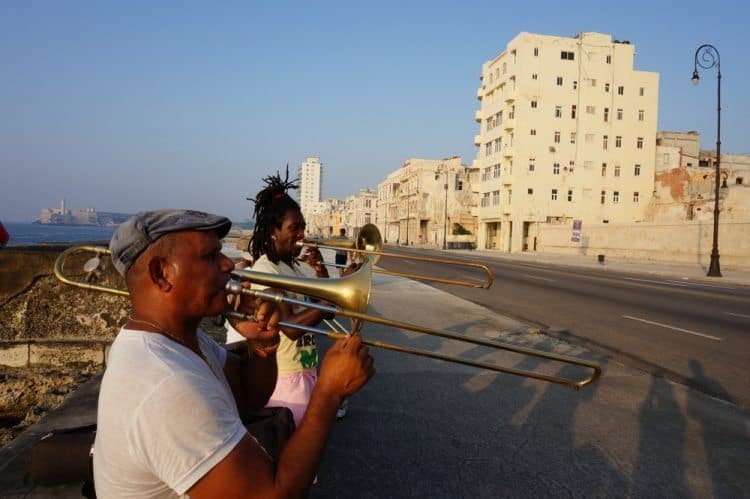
[248,167,301,264]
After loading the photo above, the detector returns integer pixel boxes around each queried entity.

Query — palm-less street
[375,245,750,410]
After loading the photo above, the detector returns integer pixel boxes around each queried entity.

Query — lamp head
[691,70,700,86]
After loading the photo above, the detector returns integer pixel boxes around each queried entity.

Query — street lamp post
[435,167,449,250]
[692,44,722,277]
[405,193,410,245]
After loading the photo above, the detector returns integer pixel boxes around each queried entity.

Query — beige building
[474,32,659,252]
[376,157,478,247]
[343,189,378,237]
[648,131,750,222]
[298,156,322,223]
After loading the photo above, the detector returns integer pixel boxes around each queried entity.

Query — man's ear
[147,256,173,292]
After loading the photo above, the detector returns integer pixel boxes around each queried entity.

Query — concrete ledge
[0,339,111,368]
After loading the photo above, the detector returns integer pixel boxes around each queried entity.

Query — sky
[1,0,748,222]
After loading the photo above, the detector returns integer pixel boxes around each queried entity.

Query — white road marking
[622,315,722,341]
[625,277,689,287]
[524,274,555,282]
[725,312,750,319]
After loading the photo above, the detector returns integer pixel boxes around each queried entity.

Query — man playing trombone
[93,209,375,498]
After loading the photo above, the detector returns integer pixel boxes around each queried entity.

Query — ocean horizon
[2,221,253,246]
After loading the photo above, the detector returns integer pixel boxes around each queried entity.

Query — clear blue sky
[1,0,748,222]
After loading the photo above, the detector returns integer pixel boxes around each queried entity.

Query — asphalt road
[375,246,750,410]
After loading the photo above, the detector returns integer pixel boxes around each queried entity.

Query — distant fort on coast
[34,199,132,226]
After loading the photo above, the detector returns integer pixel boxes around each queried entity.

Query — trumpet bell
[355,223,382,264]
[231,259,373,314]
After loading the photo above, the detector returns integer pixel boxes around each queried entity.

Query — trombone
[54,245,600,390]
[299,224,495,289]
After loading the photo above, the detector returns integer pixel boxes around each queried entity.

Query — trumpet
[55,245,600,390]
[298,224,495,289]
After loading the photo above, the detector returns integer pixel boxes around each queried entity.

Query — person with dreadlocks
[226,169,340,428]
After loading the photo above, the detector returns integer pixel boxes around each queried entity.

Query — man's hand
[317,332,375,399]
[227,286,282,357]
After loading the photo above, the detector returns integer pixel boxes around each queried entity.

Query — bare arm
[188,333,375,499]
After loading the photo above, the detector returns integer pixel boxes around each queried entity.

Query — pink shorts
[266,370,317,427]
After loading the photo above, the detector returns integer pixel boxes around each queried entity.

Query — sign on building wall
[571,220,582,243]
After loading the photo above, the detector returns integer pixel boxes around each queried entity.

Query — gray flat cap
[110,209,232,276]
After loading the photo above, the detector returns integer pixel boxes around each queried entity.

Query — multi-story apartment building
[474,32,659,252]
[376,157,477,247]
[343,189,378,237]
[298,156,322,223]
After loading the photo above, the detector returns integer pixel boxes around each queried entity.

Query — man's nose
[219,253,234,272]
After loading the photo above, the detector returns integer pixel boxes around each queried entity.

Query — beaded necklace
[127,316,221,380]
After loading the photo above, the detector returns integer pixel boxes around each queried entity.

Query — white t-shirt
[93,328,247,498]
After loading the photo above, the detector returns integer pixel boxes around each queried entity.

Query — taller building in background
[298,156,322,223]
[474,32,659,252]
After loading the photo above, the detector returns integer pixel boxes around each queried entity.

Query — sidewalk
[1,250,748,497]
[410,243,750,287]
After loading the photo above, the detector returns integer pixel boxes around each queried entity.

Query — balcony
[502,204,512,215]
[476,87,484,99]
[504,87,516,102]
[502,175,513,185]
[503,117,515,130]
[474,110,482,122]
[502,145,514,157]
[474,134,482,146]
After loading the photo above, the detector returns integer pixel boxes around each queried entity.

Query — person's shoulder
[252,255,281,273]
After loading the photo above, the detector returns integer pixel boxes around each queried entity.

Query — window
[615,136,622,148]
[603,135,608,149]
[556,76,563,86]
[532,73,538,80]
[509,106,515,119]
[601,163,607,176]
[533,47,539,56]
[553,162,560,175]
[554,131,561,143]
[530,129,536,136]
[531,100,538,108]
[528,159,535,172]
[567,190,573,202]
[507,189,512,204]
[639,87,645,96]
[482,167,491,181]
[555,106,562,118]
[637,137,644,149]
[617,85,624,95]
[605,83,610,93]
[569,160,575,171]
[613,191,620,203]
[494,138,502,152]
[604,107,609,122]
[617,108,623,120]
[633,192,640,203]
[663,153,670,164]
[606,54,612,64]
[571,105,577,119]
[551,189,558,200]
[528,188,534,194]
[601,190,606,204]
[614,165,621,177]
[586,105,596,114]
[457,180,463,190]
[638,109,645,121]
[493,164,501,178]
[561,51,575,60]
[634,164,641,176]
[589,78,597,87]
[573,80,578,90]
[736,177,744,185]
[570,132,576,144]
[481,192,490,206]
[485,143,492,156]
[492,190,500,205]
[502,62,507,75]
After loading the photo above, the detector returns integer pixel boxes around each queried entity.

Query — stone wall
[537,220,750,269]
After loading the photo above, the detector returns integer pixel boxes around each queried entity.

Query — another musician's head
[248,168,305,265]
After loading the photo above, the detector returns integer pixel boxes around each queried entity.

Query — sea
[3,222,116,246]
